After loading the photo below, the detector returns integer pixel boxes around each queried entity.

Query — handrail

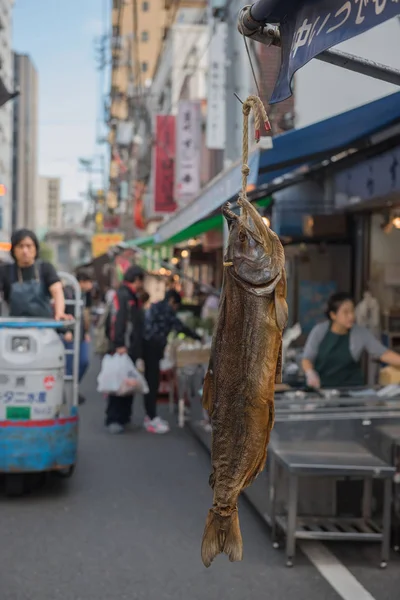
[0,319,74,329]
[58,271,82,408]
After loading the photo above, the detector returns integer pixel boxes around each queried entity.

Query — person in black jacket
[142,290,201,434]
[105,265,146,434]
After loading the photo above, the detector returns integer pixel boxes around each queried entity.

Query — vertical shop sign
[154,115,177,214]
[176,100,201,207]
[133,181,146,230]
[206,21,227,151]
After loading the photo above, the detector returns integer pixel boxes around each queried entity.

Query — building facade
[37,176,61,229]
[0,0,15,239]
[12,53,39,232]
[107,0,182,236]
[61,200,85,229]
[43,229,92,272]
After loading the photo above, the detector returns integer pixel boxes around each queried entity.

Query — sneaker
[144,415,169,427]
[144,416,170,434]
[108,423,124,434]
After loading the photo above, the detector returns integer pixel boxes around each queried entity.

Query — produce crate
[176,348,210,368]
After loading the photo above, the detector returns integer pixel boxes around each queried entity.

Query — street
[0,361,399,600]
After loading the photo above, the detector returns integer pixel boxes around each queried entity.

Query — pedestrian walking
[105,265,146,434]
[142,290,201,434]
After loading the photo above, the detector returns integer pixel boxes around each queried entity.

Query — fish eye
[238,231,246,242]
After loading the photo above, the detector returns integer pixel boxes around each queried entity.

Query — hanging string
[239,96,271,206]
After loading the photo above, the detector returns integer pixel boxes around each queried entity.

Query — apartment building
[12,53,39,231]
[37,176,61,229]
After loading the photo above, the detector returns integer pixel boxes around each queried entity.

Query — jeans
[65,340,90,382]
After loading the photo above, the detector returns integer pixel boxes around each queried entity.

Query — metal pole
[238,7,400,88]
[317,49,400,86]
[244,0,281,23]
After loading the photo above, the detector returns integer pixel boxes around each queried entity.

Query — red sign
[154,115,177,214]
[134,181,146,230]
[103,214,121,230]
[43,376,55,391]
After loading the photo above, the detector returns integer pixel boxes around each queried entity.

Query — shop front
[334,143,400,314]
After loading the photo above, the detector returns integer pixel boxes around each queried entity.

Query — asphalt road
[0,360,345,600]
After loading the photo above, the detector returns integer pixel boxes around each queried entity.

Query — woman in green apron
[0,229,68,319]
[302,292,400,389]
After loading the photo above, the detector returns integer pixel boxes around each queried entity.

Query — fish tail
[201,508,243,568]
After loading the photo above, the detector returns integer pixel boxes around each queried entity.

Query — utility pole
[78,156,106,233]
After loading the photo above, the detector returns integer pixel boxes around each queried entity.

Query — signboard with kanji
[176,100,201,206]
[271,0,400,104]
[154,115,177,214]
[92,233,124,258]
[206,21,227,150]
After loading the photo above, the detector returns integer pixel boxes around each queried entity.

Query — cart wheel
[5,474,25,497]
[380,561,387,569]
[272,542,280,549]
[394,545,399,552]
[286,559,294,568]
[55,465,75,479]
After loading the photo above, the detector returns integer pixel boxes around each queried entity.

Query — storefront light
[392,216,400,229]
[170,257,179,265]
[181,250,189,258]
[159,267,167,275]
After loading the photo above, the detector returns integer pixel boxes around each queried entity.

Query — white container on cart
[0,324,65,421]
[0,271,82,493]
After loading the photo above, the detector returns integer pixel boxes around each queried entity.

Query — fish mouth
[229,265,282,293]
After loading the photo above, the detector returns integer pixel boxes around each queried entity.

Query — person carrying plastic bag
[98,353,149,396]
[101,266,147,433]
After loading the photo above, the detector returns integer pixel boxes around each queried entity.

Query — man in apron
[0,229,68,319]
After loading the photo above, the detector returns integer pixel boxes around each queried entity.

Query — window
[57,243,69,266]
[141,31,149,42]
[141,61,148,73]
[0,206,3,231]
[142,1,149,10]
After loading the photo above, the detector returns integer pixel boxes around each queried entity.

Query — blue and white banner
[270,0,400,104]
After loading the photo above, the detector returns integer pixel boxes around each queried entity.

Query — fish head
[223,199,285,293]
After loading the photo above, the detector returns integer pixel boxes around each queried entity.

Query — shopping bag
[97,353,149,396]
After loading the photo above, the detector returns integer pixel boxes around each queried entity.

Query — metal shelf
[275,515,383,542]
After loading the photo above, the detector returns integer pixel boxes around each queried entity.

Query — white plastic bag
[97,354,149,396]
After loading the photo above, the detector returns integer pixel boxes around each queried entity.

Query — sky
[12,0,110,202]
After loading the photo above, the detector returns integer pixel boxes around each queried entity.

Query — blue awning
[154,91,400,243]
[258,91,400,182]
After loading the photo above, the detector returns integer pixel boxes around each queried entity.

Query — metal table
[269,437,394,567]
[188,387,400,567]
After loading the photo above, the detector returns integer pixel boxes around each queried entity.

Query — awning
[0,76,19,108]
[130,235,154,248]
[154,91,400,243]
[257,91,400,180]
[125,196,273,250]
